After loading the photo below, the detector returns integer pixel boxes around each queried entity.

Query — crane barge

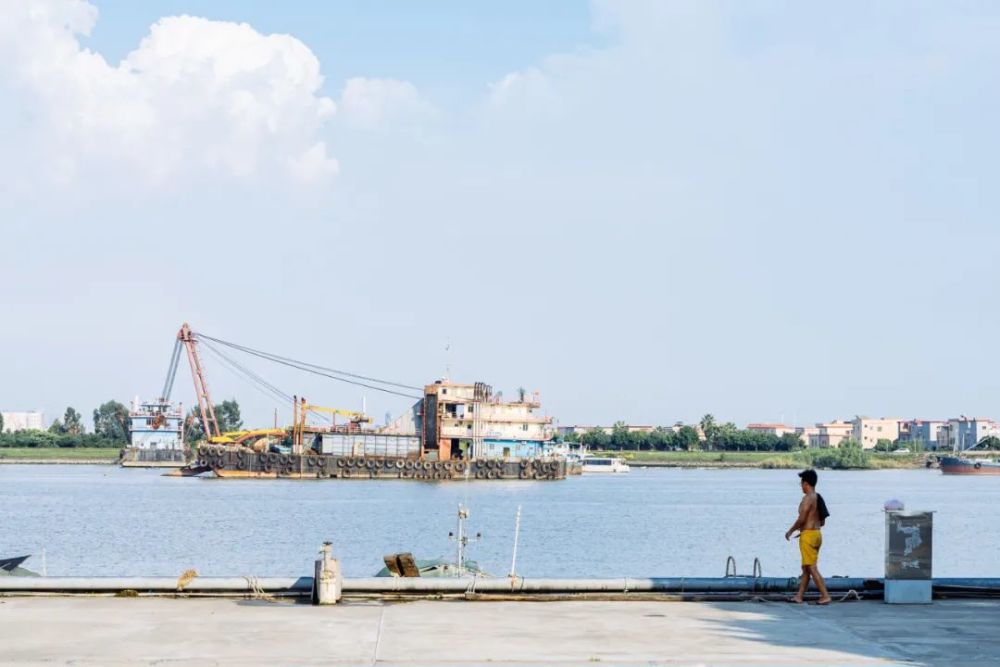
[160,323,566,481]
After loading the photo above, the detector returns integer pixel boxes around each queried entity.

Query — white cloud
[338,77,434,130]
[0,0,337,190]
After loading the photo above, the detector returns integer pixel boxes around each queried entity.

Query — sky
[2,0,999,431]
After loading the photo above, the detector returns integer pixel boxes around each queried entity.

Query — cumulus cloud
[0,0,337,190]
[338,77,434,130]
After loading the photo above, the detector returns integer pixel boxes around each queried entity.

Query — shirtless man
[785,469,831,605]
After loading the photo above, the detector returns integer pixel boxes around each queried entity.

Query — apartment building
[808,420,854,448]
[851,417,902,450]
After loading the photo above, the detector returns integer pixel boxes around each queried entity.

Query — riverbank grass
[0,447,120,461]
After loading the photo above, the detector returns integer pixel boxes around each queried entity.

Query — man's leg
[792,565,809,602]
[808,565,831,604]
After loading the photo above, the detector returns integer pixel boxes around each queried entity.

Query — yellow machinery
[208,429,288,449]
[292,397,371,450]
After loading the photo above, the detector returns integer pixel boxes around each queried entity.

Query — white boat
[581,456,630,473]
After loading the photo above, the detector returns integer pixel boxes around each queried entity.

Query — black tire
[336,458,347,468]
[475,469,487,479]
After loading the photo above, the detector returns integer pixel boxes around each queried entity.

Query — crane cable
[161,339,183,401]
[199,340,294,406]
[198,339,364,423]
[193,332,423,400]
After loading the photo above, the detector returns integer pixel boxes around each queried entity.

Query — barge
[180,380,567,481]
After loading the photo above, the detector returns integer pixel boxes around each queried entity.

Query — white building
[1,411,45,432]
[851,417,902,450]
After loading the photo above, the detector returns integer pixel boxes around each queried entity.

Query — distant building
[899,420,946,450]
[808,421,853,448]
[0,411,45,432]
[746,423,798,437]
[942,417,1000,452]
[851,417,902,450]
[796,426,820,447]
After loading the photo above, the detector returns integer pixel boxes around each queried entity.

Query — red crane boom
[178,323,220,440]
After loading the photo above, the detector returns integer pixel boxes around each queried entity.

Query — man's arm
[785,495,814,540]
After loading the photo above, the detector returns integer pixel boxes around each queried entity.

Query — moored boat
[581,456,630,473]
[938,456,1000,475]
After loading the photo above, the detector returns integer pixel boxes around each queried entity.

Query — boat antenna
[448,503,481,576]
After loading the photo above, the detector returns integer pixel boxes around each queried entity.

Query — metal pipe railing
[2,576,999,596]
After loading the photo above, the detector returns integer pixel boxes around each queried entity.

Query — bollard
[312,542,342,605]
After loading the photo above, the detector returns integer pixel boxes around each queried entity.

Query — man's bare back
[798,492,822,531]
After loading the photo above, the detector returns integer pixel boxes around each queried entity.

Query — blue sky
[2,1,999,431]
[83,1,600,106]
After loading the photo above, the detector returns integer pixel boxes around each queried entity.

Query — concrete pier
[1,597,997,665]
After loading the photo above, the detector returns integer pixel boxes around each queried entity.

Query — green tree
[48,419,63,434]
[873,438,895,452]
[631,430,650,451]
[977,436,1000,451]
[185,400,243,442]
[675,425,700,450]
[93,401,131,443]
[609,421,631,450]
[699,414,718,449]
[648,426,675,451]
[777,432,803,452]
[215,400,243,433]
[61,407,84,435]
[580,427,610,451]
[836,438,870,468]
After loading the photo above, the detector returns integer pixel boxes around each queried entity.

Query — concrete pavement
[0,596,995,665]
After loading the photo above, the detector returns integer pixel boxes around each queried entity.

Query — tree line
[565,415,805,452]
[0,400,243,448]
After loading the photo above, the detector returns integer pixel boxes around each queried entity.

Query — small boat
[581,456,630,473]
[0,555,39,577]
[938,456,1000,475]
[375,504,490,578]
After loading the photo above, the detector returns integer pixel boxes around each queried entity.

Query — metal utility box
[884,511,933,604]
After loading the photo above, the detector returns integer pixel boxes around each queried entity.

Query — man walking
[785,469,831,604]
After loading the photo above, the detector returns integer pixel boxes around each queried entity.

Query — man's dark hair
[798,469,818,487]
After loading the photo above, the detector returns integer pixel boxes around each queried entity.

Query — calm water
[1,465,997,579]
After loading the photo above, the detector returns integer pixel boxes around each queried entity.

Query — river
[1,465,996,579]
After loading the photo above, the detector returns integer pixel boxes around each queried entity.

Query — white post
[509,505,522,579]
[312,542,342,605]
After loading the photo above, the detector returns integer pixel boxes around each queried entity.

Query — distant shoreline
[594,450,929,470]
[0,447,119,465]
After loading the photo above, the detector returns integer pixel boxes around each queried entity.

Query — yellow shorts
[799,530,822,566]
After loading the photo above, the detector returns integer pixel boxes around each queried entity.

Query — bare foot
[790,596,804,604]
[816,597,832,605]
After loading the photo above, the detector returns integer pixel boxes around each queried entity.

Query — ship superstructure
[120,398,186,467]
[384,381,554,462]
